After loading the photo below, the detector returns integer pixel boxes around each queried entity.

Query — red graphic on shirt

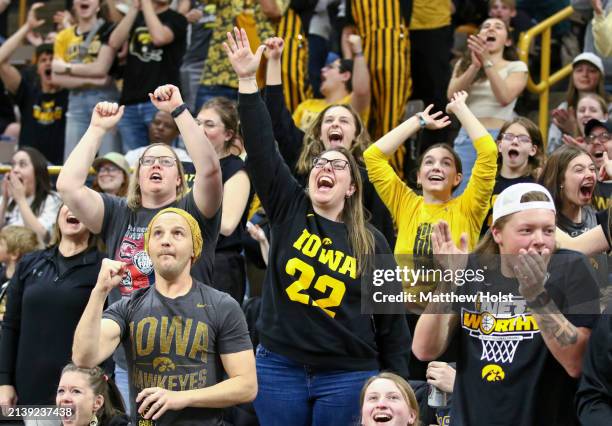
[114,225,155,296]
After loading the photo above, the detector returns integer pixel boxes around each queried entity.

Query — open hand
[431,220,469,273]
[223,27,266,79]
[418,104,451,130]
[514,248,551,302]
[26,3,45,30]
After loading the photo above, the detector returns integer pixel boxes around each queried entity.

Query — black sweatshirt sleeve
[576,314,612,426]
[0,260,27,385]
[239,92,304,224]
[263,84,306,171]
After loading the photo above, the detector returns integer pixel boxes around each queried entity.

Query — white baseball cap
[492,183,556,224]
[572,52,604,75]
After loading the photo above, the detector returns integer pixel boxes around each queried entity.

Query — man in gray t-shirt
[72,208,256,426]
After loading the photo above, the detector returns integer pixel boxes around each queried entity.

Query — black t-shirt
[0,80,15,130]
[103,280,252,426]
[480,174,534,237]
[450,250,600,426]
[239,92,411,375]
[216,155,248,252]
[593,181,612,211]
[121,10,187,105]
[596,209,612,249]
[13,71,68,164]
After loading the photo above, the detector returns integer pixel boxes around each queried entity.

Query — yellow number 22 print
[284,258,346,318]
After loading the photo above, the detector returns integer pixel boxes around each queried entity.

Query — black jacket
[0,246,105,405]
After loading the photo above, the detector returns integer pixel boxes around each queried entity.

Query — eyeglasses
[139,156,176,167]
[98,165,121,174]
[585,132,611,145]
[501,133,532,144]
[312,157,350,170]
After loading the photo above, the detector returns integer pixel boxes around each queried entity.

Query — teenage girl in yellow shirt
[364,91,498,257]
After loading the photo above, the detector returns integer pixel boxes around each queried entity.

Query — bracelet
[238,76,257,81]
[354,51,364,57]
[416,113,426,129]
[65,64,72,75]
[171,103,188,119]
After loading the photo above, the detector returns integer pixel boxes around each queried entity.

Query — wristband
[526,289,551,309]
[65,64,72,75]
[416,113,426,129]
[354,51,364,57]
[171,103,188,119]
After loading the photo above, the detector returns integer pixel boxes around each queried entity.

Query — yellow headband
[144,208,203,261]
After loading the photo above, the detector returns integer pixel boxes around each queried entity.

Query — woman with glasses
[197,97,250,303]
[225,28,411,425]
[262,37,395,246]
[91,152,131,198]
[56,85,223,414]
[479,117,544,236]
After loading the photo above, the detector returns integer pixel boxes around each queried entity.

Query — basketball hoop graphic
[462,309,539,364]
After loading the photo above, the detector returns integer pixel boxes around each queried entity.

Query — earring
[560,184,564,189]
[90,414,98,426]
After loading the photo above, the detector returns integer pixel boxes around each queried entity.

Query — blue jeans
[65,87,121,161]
[117,102,158,152]
[115,364,131,416]
[195,85,238,112]
[453,127,500,196]
[253,345,377,426]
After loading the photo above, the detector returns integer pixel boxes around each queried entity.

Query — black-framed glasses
[585,132,611,145]
[312,157,350,170]
[139,156,176,167]
[501,133,532,144]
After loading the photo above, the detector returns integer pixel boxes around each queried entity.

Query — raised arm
[72,259,124,368]
[347,35,371,116]
[467,34,527,106]
[220,171,250,236]
[514,250,596,378]
[56,102,123,234]
[0,3,46,93]
[447,58,480,99]
[108,0,140,50]
[412,221,465,360]
[225,28,303,222]
[141,0,175,46]
[263,37,306,170]
[149,85,222,218]
[363,106,449,220]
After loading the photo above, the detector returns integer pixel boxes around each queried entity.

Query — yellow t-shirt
[410,0,452,30]
[364,134,498,255]
[292,94,370,131]
[53,22,112,63]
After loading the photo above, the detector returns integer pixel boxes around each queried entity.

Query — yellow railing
[518,6,575,146]
[19,0,26,27]
[0,166,96,175]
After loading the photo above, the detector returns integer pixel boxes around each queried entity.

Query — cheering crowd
[0,0,610,425]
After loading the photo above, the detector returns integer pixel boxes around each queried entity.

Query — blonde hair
[126,143,189,210]
[0,226,39,257]
[296,104,371,176]
[360,372,420,425]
